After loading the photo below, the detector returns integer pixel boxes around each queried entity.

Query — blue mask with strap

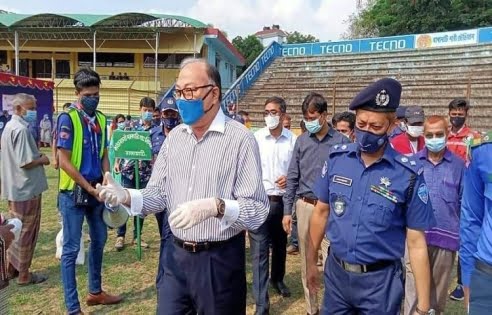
[355,127,388,153]
[23,110,37,123]
[176,88,214,125]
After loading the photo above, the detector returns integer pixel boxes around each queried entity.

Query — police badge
[333,195,346,216]
[375,89,390,107]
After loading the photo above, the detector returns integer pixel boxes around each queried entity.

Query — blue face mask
[425,137,446,153]
[141,111,153,122]
[176,89,214,125]
[23,110,37,123]
[355,127,388,153]
[117,122,126,130]
[80,95,99,112]
[162,117,179,130]
[303,118,322,134]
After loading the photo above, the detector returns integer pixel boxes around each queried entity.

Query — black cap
[396,106,407,119]
[349,78,402,113]
[405,106,425,124]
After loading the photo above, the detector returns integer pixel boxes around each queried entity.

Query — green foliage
[232,35,264,72]
[344,0,492,39]
[286,31,320,44]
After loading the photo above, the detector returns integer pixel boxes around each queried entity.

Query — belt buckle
[183,241,197,253]
[343,261,364,273]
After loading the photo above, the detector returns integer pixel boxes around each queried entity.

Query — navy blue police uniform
[314,78,435,314]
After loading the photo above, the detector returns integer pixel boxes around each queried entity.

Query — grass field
[8,148,467,314]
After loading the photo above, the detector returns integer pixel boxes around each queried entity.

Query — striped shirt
[128,109,269,242]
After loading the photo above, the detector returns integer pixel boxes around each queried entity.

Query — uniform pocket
[367,192,396,227]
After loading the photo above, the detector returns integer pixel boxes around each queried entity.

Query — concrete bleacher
[53,79,164,118]
[239,44,492,131]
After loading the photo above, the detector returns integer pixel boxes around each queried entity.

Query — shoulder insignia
[395,154,420,174]
[329,143,353,157]
[467,131,492,161]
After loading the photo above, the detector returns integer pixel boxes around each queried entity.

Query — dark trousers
[457,258,462,285]
[157,233,246,315]
[469,261,492,315]
[249,199,287,315]
[290,210,299,247]
[117,177,147,239]
[322,251,403,315]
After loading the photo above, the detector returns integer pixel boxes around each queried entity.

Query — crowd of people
[0,58,490,315]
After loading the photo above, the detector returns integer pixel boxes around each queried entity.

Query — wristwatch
[416,306,435,315]
[216,198,225,217]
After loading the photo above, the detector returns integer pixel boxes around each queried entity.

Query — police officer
[306,78,436,315]
[460,131,492,313]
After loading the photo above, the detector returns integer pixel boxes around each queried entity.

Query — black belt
[173,233,242,253]
[268,195,283,202]
[476,260,492,276]
[333,255,395,273]
[301,197,318,206]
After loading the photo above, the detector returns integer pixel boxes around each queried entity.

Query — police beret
[348,78,402,113]
[161,97,178,112]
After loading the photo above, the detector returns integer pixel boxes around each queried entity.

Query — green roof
[0,12,206,28]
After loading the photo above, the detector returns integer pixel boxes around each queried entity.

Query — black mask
[450,116,466,129]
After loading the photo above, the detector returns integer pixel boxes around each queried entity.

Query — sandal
[17,273,48,286]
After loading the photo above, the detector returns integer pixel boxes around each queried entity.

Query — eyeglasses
[263,110,281,117]
[173,84,214,100]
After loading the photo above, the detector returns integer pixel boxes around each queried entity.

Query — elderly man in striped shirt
[98,58,269,315]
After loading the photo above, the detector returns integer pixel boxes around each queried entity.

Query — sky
[0,0,358,41]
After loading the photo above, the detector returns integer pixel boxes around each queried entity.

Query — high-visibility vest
[59,109,106,190]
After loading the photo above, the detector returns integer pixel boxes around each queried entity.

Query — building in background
[255,25,288,47]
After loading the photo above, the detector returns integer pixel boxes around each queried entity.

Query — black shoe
[270,280,291,297]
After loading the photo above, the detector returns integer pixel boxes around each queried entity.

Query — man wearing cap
[307,78,436,314]
[389,105,407,139]
[391,106,426,155]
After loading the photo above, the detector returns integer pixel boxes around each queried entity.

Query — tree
[344,0,492,39]
[232,35,264,73]
[286,31,320,44]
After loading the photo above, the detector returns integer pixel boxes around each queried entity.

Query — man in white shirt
[251,96,297,315]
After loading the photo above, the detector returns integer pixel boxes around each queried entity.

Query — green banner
[112,130,152,161]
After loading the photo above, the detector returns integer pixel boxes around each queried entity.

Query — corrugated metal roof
[0,12,206,28]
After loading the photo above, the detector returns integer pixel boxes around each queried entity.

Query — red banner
[0,73,54,91]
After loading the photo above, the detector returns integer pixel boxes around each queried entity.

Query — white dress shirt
[126,109,269,242]
[254,126,297,196]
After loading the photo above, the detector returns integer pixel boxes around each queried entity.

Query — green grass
[8,148,467,314]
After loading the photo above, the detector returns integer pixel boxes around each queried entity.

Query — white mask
[407,125,424,137]
[264,115,280,130]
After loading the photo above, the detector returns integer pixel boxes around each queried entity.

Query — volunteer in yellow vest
[57,68,122,315]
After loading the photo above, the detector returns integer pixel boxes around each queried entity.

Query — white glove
[96,172,128,206]
[169,198,218,230]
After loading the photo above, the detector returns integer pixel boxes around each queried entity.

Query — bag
[55,227,85,265]
[74,184,89,206]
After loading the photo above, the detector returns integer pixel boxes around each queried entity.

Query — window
[78,53,135,68]
[143,53,194,69]
[0,51,6,64]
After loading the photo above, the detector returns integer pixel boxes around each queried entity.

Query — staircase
[239,44,492,131]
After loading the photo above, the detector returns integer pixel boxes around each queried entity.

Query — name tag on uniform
[332,175,352,187]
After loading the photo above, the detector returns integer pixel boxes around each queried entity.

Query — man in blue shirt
[57,68,122,314]
[307,78,436,315]
[460,131,492,314]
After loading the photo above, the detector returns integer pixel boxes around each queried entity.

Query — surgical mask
[425,137,446,153]
[264,115,280,130]
[407,125,424,137]
[355,127,388,153]
[23,110,37,123]
[175,88,214,125]
[162,117,179,130]
[141,111,153,122]
[304,118,322,134]
[450,116,466,129]
[80,96,99,112]
[117,122,126,130]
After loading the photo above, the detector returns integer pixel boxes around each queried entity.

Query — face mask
[162,117,179,130]
[153,118,161,125]
[355,127,388,153]
[141,111,153,122]
[80,96,99,112]
[117,122,126,130]
[23,110,37,123]
[450,116,466,129]
[176,88,214,125]
[264,115,280,130]
[304,118,322,134]
[407,125,424,137]
[425,137,447,153]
